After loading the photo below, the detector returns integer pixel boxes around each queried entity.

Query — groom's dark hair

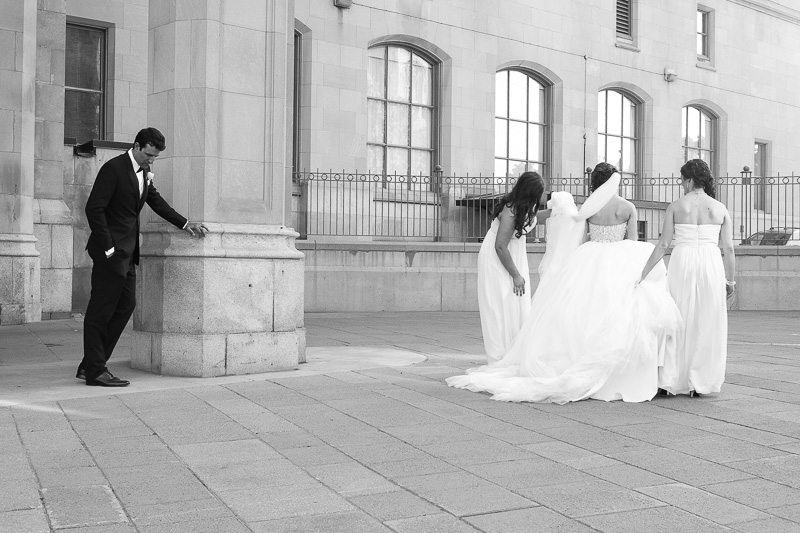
[134,127,166,151]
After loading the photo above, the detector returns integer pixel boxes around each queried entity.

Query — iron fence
[292,170,800,244]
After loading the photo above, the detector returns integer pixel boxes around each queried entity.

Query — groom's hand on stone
[184,223,209,238]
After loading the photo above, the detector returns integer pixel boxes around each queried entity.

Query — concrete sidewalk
[1,311,800,532]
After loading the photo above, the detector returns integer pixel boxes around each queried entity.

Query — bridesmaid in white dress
[640,159,735,396]
[477,171,545,362]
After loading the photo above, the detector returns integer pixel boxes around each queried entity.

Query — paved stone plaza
[1,311,800,532]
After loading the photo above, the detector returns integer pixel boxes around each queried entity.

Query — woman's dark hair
[491,171,545,238]
[590,162,618,192]
[134,127,166,151]
[680,159,716,198]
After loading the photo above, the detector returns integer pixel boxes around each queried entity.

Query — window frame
[65,22,108,142]
[493,68,551,178]
[292,29,302,179]
[367,44,438,183]
[682,104,717,174]
[597,88,641,183]
[696,6,714,65]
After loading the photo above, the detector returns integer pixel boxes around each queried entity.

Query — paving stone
[770,502,800,523]
[608,446,753,485]
[462,457,592,490]
[580,505,732,532]
[661,435,789,463]
[518,479,665,518]
[64,524,136,532]
[0,508,50,533]
[113,480,214,507]
[702,478,800,509]
[250,510,393,532]
[729,455,800,488]
[701,422,798,446]
[395,470,490,493]
[384,513,482,533]
[41,485,126,529]
[257,430,327,450]
[228,411,300,434]
[466,506,597,532]
[137,516,251,533]
[537,424,651,455]
[0,478,41,512]
[421,437,533,465]
[383,421,485,446]
[348,488,441,521]
[730,517,800,533]
[609,421,716,444]
[305,461,398,496]
[126,498,231,528]
[639,482,769,524]
[280,444,353,467]
[35,465,107,488]
[582,463,672,489]
[218,482,354,522]
[521,439,619,470]
[337,441,433,464]
[405,482,536,518]
[369,456,460,479]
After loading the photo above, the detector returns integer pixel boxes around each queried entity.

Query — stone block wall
[298,241,800,312]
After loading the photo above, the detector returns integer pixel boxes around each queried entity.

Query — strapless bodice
[673,224,721,247]
[588,222,627,243]
[490,216,536,238]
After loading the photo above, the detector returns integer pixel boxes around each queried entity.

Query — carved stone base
[0,234,42,324]
[131,223,305,377]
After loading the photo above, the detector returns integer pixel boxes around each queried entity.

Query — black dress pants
[81,259,136,380]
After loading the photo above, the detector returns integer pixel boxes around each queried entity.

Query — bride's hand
[513,275,526,296]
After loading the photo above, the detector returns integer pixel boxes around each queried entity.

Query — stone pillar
[34,0,72,319]
[0,0,41,324]
[132,0,305,376]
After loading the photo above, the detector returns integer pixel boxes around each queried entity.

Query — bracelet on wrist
[725,280,736,286]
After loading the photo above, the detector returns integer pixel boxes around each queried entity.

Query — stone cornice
[727,0,800,25]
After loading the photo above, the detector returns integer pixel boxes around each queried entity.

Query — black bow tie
[137,167,146,173]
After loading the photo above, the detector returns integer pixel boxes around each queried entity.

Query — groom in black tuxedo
[79,127,206,387]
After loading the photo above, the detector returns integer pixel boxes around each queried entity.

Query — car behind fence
[292,170,800,244]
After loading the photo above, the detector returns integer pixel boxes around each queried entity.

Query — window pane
[387,47,411,102]
[622,138,636,173]
[682,106,688,145]
[687,148,701,161]
[64,89,101,142]
[700,112,712,150]
[368,100,385,143]
[697,10,705,33]
[495,118,507,158]
[528,124,543,163]
[508,120,526,160]
[66,25,103,90]
[495,71,508,119]
[606,135,622,169]
[606,90,622,135]
[697,34,706,56]
[367,48,385,98]
[699,150,712,167]
[509,160,527,177]
[508,70,527,121]
[598,91,606,133]
[387,103,409,146]
[529,78,544,123]
[411,149,430,176]
[410,106,431,148]
[494,158,507,177]
[687,107,700,148]
[622,95,635,137]
[368,145,384,174]
[526,162,542,174]
[411,54,432,105]
[387,147,408,175]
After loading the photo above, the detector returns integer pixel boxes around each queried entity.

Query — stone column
[34,0,72,319]
[132,0,304,376]
[0,0,41,324]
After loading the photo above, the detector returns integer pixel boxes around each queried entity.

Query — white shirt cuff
[105,247,115,258]
[182,221,188,229]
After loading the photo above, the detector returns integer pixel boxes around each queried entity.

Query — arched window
[682,105,715,171]
[367,45,434,178]
[598,89,639,181]
[494,69,548,177]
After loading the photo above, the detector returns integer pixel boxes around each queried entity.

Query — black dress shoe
[76,368,86,380]
[86,371,130,387]
[105,370,129,385]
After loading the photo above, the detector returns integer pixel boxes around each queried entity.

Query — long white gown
[477,217,535,363]
[448,177,683,404]
[659,224,727,394]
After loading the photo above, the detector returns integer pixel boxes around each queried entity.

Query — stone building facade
[1,0,799,331]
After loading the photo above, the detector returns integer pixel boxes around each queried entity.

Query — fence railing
[292,170,800,244]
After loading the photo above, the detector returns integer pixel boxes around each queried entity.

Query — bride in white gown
[447,163,683,404]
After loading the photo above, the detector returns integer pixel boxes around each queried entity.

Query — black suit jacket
[85,151,188,276]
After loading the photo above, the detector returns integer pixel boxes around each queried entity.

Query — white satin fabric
[477,217,535,362]
[659,224,727,394]
[449,179,683,404]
